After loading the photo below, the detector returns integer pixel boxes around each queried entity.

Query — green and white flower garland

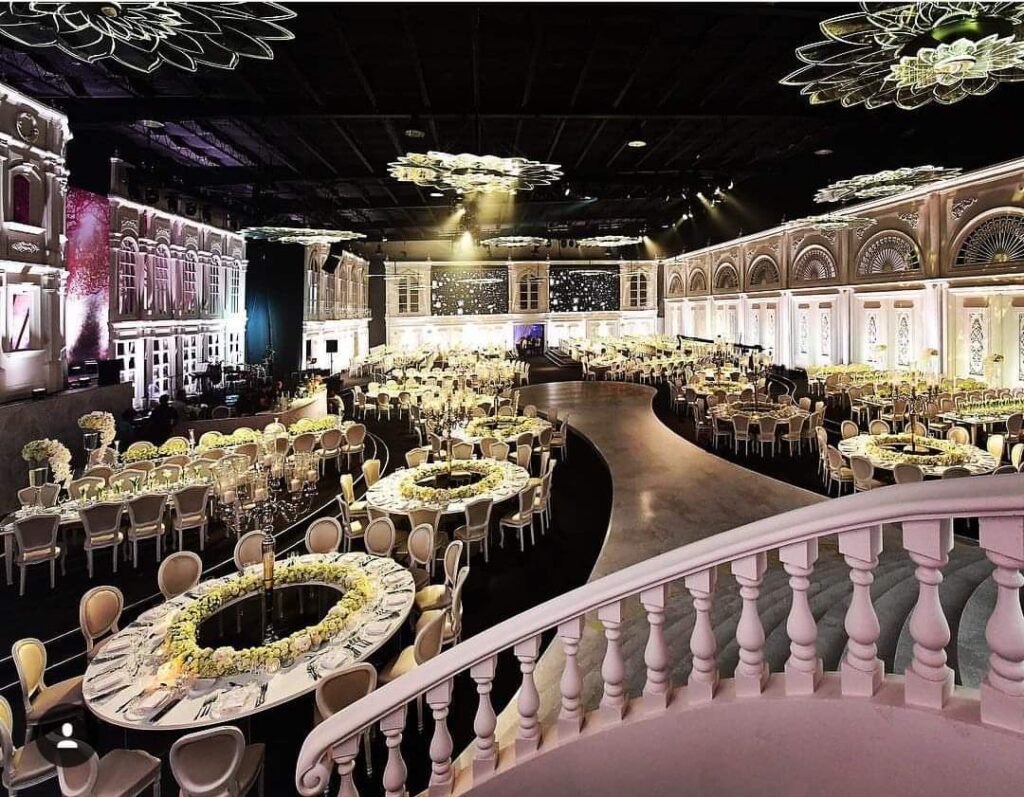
[464,416,547,439]
[864,434,972,468]
[164,560,376,678]
[398,460,506,504]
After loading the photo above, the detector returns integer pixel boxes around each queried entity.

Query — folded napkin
[86,671,128,696]
[383,572,407,586]
[100,635,134,655]
[385,593,409,608]
[138,605,172,623]
[214,686,256,717]
[363,620,391,638]
[126,688,171,720]
[318,648,350,671]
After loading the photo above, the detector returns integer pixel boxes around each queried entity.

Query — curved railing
[296,474,1024,796]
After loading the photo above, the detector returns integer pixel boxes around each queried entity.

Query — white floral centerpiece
[164,560,376,678]
[78,411,116,447]
[21,438,72,486]
[289,416,340,435]
[464,416,547,439]
[864,433,972,468]
[398,460,506,504]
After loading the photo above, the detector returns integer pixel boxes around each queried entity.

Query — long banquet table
[82,552,413,731]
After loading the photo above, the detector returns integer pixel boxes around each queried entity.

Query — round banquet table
[453,418,552,446]
[838,434,998,477]
[82,552,413,731]
[365,458,531,516]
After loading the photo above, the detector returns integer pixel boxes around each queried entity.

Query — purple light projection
[66,187,110,364]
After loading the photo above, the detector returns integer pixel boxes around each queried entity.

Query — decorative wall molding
[11,240,40,253]
[856,231,921,277]
[897,211,920,228]
[951,197,978,220]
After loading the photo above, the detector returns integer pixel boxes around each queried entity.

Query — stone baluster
[380,707,407,797]
[330,736,360,797]
[471,657,498,778]
[558,617,585,736]
[979,515,1024,731]
[515,636,542,757]
[599,601,627,720]
[903,519,954,709]
[427,680,454,797]
[685,567,719,703]
[839,525,883,696]
[732,552,769,696]
[781,539,822,695]
[641,584,671,710]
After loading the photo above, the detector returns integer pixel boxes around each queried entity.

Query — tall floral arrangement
[78,411,116,447]
[21,438,72,486]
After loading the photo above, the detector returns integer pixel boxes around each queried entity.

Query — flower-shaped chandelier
[0,2,296,74]
[242,227,366,245]
[814,166,962,203]
[388,151,563,194]
[782,2,1024,109]
[577,235,644,248]
[480,236,546,248]
[787,213,878,233]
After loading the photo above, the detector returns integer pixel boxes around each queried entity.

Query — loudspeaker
[325,339,338,354]
[322,255,339,274]
[97,358,122,386]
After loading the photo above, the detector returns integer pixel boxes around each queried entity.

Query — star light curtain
[783,2,1024,109]
[388,152,563,195]
[548,266,620,313]
[430,265,509,316]
[480,236,547,248]
[0,2,296,73]
[577,235,644,248]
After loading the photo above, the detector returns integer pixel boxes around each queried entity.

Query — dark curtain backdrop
[245,240,305,377]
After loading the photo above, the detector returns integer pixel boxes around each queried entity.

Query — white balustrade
[903,518,954,709]
[839,525,883,696]
[515,635,542,757]
[685,568,719,703]
[641,585,671,710]
[294,477,1024,797]
[471,657,497,778]
[781,539,821,695]
[558,617,585,735]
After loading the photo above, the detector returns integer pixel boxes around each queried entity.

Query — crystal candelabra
[892,383,939,454]
[423,395,470,472]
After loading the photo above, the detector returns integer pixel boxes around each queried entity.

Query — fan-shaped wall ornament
[954,211,1024,268]
[792,245,838,282]
[713,262,740,291]
[856,231,922,276]
[667,273,684,296]
[747,254,781,288]
[688,269,708,294]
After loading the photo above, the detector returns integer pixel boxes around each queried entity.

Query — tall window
[206,333,223,363]
[628,273,648,308]
[228,265,240,314]
[153,245,171,314]
[182,251,198,313]
[149,337,173,400]
[398,275,420,314]
[11,174,31,225]
[308,259,321,317]
[207,257,221,315]
[323,272,336,317]
[118,239,138,315]
[519,275,540,311]
[180,334,200,393]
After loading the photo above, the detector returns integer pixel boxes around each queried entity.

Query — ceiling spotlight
[815,148,834,156]
[714,186,724,197]
[697,191,705,200]
[727,180,734,190]
[139,119,165,130]
[583,195,596,201]
[429,191,443,198]
[627,139,647,148]
[564,187,571,196]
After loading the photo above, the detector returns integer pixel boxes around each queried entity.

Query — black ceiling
[2,2,1023,252]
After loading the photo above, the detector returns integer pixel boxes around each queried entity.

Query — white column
[778,290,794,367]
[838,287,853,365]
